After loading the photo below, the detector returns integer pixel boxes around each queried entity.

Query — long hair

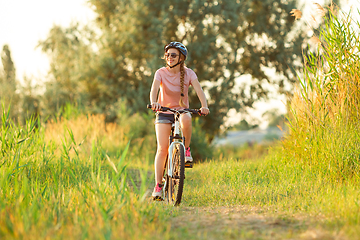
[179,58,186,107]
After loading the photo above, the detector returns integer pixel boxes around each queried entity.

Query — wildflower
[290,9,302,20]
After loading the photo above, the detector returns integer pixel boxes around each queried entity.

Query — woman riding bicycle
[150,41,209,199]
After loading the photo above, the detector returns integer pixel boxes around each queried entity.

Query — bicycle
[147,104,203,206]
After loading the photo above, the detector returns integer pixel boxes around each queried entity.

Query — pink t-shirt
[154,67,197,109]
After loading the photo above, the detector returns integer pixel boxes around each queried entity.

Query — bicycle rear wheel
[166,144,185,206]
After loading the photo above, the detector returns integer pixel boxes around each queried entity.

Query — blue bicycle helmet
[164,42,188,59]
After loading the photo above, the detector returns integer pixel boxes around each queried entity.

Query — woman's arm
[150,79,161,110]
[191,78,210,115]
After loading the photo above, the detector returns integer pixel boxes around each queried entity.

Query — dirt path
[138,169,346,239]
[171,206,344,240]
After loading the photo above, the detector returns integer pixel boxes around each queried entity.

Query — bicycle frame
[167,113,185,178]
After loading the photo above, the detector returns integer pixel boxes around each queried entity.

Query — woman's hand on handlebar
[200,107,210,115]
[151,102,161,111]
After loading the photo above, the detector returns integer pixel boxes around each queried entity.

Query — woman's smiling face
[165,48,180,67]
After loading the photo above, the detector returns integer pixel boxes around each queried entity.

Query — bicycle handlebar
[147,104,204,115]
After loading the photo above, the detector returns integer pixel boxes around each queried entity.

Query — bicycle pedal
[185,162,193,168]
[152,196,164,201]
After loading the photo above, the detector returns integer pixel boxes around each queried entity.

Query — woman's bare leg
[180,113,192,148]
[154,123,172,184]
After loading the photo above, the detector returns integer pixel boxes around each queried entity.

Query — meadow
[1,6,360,240]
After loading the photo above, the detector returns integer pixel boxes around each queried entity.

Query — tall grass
[0,106,171,239]
[285,5,360,181]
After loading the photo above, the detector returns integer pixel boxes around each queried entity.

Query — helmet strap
[168,58,182,68]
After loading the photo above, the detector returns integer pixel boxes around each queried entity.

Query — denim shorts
[155,112,175,124]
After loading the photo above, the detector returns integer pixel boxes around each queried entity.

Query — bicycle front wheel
[166,144,185,206]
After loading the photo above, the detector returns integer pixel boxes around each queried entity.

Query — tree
[19,76,41,123]
[38,24,96,118]
[0,44,19,120]
[40,0,307,140]
[1,45,16,91]
[88,0,306,140]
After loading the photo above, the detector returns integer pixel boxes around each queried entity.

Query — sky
[0,0,95,79]
[0,0,359,128]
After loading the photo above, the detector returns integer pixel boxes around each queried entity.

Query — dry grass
[44,114,128,159]
[289,3,360,132]
[285,3,360,180]
[290,9,302,20]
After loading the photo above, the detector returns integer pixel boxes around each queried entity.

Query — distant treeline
[0,0,339,141]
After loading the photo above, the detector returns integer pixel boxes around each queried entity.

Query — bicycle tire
[166,144,185,206]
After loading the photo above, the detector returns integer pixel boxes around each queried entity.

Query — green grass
[1,108,360,239]
[171,146,360,238]
[0,111,171,240]
[184,151,360,220]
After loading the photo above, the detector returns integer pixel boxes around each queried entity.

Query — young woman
[150,42,209,199]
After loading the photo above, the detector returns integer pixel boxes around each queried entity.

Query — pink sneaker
[185,147,193,163]
[152,183,163,199]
